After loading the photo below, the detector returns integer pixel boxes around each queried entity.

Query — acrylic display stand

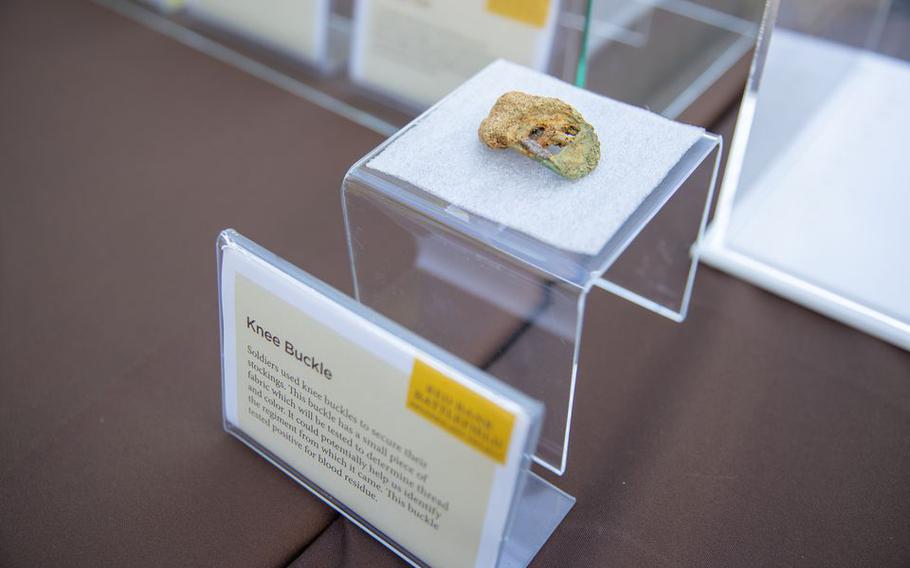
[219,230,574,568]
[342,61,721,475]
[701,0,910,351]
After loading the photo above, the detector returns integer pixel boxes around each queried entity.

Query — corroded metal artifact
[478,91,600,179]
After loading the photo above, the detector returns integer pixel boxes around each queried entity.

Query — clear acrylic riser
[343,133,721,475]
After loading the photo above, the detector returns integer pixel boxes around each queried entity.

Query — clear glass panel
[581,0,765,126]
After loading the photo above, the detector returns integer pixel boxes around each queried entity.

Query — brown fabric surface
[288,517,410,568]
[0,0,362,565]
[2,1,909,567]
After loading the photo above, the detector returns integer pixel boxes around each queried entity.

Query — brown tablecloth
[2,1,908,566]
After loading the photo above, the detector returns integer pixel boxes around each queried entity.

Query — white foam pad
[368,59,704,255]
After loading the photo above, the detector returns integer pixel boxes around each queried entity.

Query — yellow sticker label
[407,360,515,464]
[486,0,551,28]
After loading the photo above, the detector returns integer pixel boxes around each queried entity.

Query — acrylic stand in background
[701,0,910,351]
[342,116,721,477]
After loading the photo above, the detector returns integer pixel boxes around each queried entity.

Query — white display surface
[702,31,910,349]
[368,60,704,255]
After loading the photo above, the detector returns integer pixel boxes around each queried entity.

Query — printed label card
[350,0,560,108]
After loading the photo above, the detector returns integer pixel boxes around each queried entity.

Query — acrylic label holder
[342,60,722,475]
[217,229,574,568]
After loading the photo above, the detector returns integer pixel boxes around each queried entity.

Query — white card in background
[350,0,560,108]
[218,230,541,568]
[187,0,330,65]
